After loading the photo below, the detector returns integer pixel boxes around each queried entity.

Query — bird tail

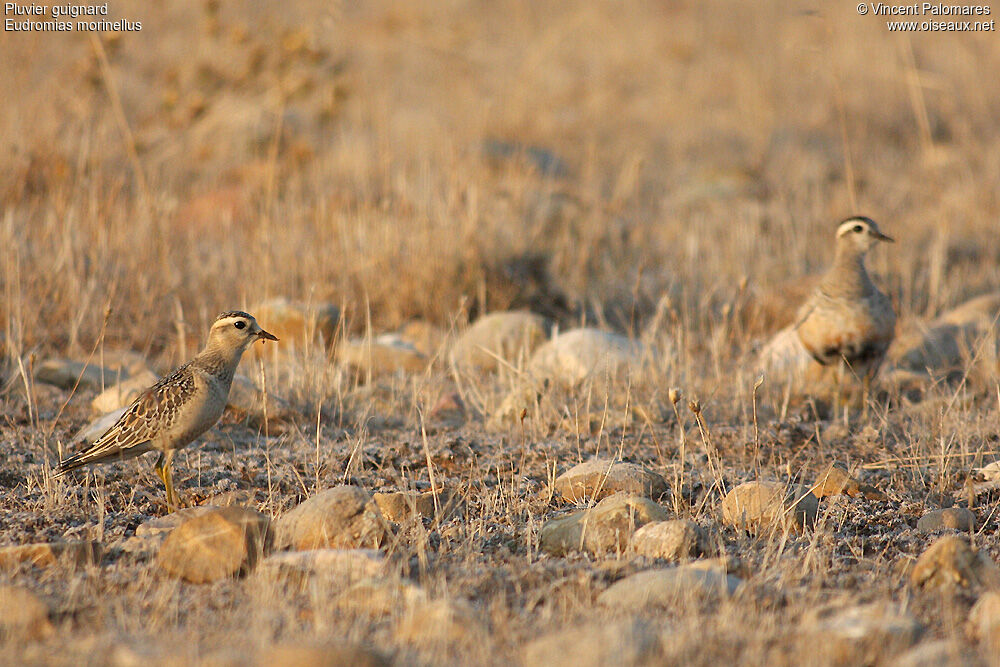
[53,447,108,477]
[52,438,149,477]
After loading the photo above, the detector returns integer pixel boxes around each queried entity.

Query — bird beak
[873,230,894,243]
[256,328,279,342]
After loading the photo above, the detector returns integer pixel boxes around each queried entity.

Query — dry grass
[1,1,1000,665]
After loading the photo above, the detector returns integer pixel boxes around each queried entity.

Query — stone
[968,591,1000,645]
[258,549,384,588]
[0,585,53,640]
[450,310,549,370]
[274,486,388,551]
[554,459,668,502]
[523,618,660,667]
[35,358,135,392]
[721,481,818,534]
[250,298,341,351]
[90,369,160,414]
[629,520,715,560]
[157,506,272,583]
[891,641,969,667]
[810,465,888,501]
[373,490,441,522]
[970,460,1000,497]
[396,598,482,645]
[528,328,644,386]
[335,580,428,616]
[137,506,222,540]
[598,564,741,608]
[755,325,815,386]
[256,642,389,667]
[910,535,1000,592]
[810,465,861,498]
[226,374,294,429]
[803,603,921,665]
[916,507,976,533]
[539,493,670,556]
[0,541,101,570]
[337,336,427,374]
[200,490,258,508]
[891,292,1000,373]
[395,320,445,356]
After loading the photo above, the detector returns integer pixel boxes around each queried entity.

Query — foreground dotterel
[53,311,278,510]
[794,216,896,415]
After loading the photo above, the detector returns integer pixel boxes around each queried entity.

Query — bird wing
[54,363,197,473]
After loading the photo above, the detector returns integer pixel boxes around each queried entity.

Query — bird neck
[824,245,875,297]
[195,341,245,382]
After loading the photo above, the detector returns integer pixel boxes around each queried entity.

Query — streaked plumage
[794,216,895,414]
[54,311,278,510]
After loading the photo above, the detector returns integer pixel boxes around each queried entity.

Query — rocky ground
[3,1,1000,664]
[2,303,1000,666]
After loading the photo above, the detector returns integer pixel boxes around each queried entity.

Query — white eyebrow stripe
[836,221,861,237]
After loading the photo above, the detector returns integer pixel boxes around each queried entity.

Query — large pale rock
[721,481,818,534]
[528,328,643,386]
[157,506,272,583]
[598,564,741,608]
[256,642,389,667]
[274,486,388,551]
[258,549,384,588]
[0,541,101,570]
[803,603,921,664]
[916,507,976,533]
[90,369,160,414]
[968,591,1000,646]
[0,585,53,640]
[755,325,814,386]
[629,520,715,560]
[450,310,549,370]
[75,407,127,444]
[338,336,427,374]
[523,618,660,667]
[554,459,667,502]
[891,292,1000,373]
[909,535,1000,592]
[250,298,341,350]
[539,493,670,556]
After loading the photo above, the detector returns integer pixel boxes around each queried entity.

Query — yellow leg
[154,451,179,512]
[833,361,844,424]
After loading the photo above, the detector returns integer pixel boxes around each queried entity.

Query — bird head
[208,311,279,352]
[836,216,894,254]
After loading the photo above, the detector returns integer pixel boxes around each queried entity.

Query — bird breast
[796,290,895,366]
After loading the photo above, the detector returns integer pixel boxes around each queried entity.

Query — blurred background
[2,0,999,360]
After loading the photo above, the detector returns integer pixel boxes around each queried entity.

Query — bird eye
[852,225,864,233]
[234,321,246,330]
